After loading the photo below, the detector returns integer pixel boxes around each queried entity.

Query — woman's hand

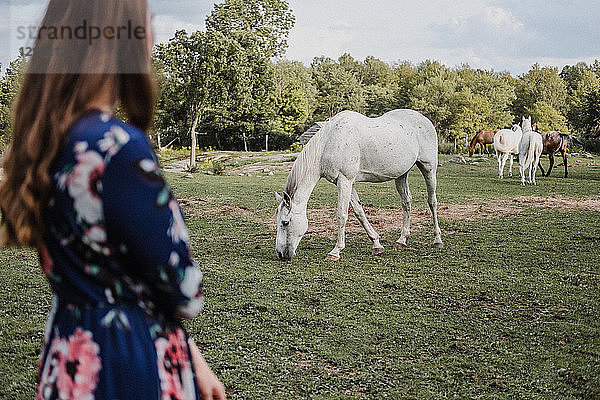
[188,338,227,400]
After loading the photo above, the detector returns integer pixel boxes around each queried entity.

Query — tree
[205,0,295,58]
[391,61,418,110]
[409,67,461,136]
[272,60,315,138]
[0,56,26,150]
[513,64,568,117]
[448,90,492,142]
[560,62,592,95]
[563,67,600,134]
[310,56,365,121]
[577,86,600,136]
[154,30,240,164]
[360,57,397,117]
[204,0,295,151]
[153,0,295,159]
[460,67,516,130]
[526,101,570,134]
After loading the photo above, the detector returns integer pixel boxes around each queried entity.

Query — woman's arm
[102,128,203,318]
[188,338,227,400]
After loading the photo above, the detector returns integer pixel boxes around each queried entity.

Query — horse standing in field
[469,129,499,156]
[537,131,571,178]
[532,123,581,178]
[493,124,522,179]
[518,116,543,185]
[275,109,443,261]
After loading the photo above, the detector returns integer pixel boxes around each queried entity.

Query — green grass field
[1,153,599,399]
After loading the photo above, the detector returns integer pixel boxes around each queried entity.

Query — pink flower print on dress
[68,150,105,226]
[38,245,54,275]
[37,328,102,400]
[167,199,190,244]
[155,329,195,400]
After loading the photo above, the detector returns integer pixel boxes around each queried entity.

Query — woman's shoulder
[54,110,155,176]
[68,110,148,146]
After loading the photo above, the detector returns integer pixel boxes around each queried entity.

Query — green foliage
[310,56,366,121]
[526,101,570,134]
[564,65,600,136]
[205,0,295,58]
[437,140,458,154]
[288,141,304,153]
[513,64,568,117]
[409,63,515,140]
[0,57,26,149]
[208,159,225,175]
[271,61,315,135]
[153,0,295,152]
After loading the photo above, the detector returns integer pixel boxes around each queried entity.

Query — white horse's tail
[525,133,543,169]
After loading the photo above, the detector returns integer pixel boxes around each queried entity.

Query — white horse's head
[521,116,532,132]
[511,124,523,134]
[275,192,308,261]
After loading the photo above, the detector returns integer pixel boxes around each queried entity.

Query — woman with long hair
[0,1,226,398]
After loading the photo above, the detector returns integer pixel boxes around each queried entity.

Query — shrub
[288,142,304,153]
[208,160,225,175]
[438,141,457,155]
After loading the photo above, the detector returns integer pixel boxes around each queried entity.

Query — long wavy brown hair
[0,0,156,247]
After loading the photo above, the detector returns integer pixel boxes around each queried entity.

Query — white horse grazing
[493,124,522,179]
[275,109,443,261]
[518,116,543,185]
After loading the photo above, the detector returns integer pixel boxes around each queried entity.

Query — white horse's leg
[508,154,514,177]
[394,172,412,249]
[416,162,443,248]
[528,163,533,184]
[499,153,509,179]
[519,152,526,186]
[532,151,541,185]
[349,187,384,256]
[327,175,353,261]
[496,151,503,178]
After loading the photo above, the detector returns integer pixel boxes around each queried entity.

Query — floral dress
[36,110,204,400]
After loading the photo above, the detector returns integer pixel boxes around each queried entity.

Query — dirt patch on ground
[290,203,524,238]
[183,203,257,218]
[179,195,599,238]
[511,195,600,211]
[231,161,296,174]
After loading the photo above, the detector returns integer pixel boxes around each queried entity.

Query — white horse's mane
[285,131,324,199]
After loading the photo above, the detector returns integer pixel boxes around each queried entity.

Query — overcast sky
[1,0,599,75]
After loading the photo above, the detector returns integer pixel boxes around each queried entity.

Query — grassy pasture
[1,153,599,399]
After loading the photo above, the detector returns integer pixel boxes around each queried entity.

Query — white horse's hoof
[326,254,340,261]
[433,242,444,249]
[372,247,384,256]
[395,242,407,250]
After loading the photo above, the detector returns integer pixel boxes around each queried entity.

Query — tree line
[2,0,600,154]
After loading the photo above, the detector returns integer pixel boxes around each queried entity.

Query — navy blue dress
[37,110,204,400]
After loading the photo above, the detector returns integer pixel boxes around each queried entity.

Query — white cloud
[1,0,599,75]
[285,22,357,64]
[152,14,204,44]
[481,6,524,34]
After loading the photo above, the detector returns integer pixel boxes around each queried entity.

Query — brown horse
[536,130,577,178]
[469,129,499,156]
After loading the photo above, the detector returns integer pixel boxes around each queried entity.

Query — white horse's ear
[283,192,292,208]
[275,192,284,204]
